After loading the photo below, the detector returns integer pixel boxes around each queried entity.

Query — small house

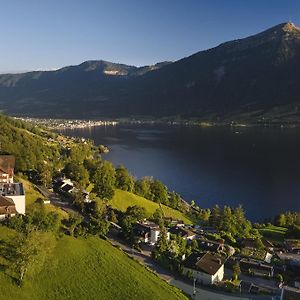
[0,155,15,184]
[183,252,225,285]
[0,195,17,219]
[133,222,161,245]
[168,226,196,241]
[239,258,274,277]
[197,239,224,253]
[280,286,300,300]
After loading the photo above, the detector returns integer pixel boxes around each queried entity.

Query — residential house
[242,238,274,252]
[285,240,300,254]
[197,239,224,253]
[276,252,300,266]
[54,178,91,203]
[0,195,17,219]
[133,222,162,245]
[280,286,300,300]
[183,252,226,285]
[294,277,300,289]
[168,226,196,241]
[0,155,15,184]
[196,227,219,235]
[0,182,25,216]
[239,258,274,277]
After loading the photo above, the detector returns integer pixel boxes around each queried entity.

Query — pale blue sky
[0,0,299,73]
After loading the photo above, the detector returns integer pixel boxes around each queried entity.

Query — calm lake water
[58,124,300,221]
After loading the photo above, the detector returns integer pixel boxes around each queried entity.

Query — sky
[0,0,300,73]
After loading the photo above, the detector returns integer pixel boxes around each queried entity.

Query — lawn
[0,227,187,300]
[15,177,68,218]
[16,177,46,207]
[240,247,267,261]
[110,190,192,224]
[258,225,288,244]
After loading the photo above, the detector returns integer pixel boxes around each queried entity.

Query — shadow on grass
[0,239,19,285]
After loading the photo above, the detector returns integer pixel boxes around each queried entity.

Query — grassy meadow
[0,226,187,300]
[110,190,192,224]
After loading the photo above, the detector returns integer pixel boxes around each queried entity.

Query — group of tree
[134,177,181,209]
[207,205,254,239]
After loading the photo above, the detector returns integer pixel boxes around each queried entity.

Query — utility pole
[193,278,196,299]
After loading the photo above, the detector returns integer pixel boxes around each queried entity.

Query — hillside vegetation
[110,190,192,224]
[0,227,187,300]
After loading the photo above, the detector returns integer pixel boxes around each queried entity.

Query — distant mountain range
[1,22,300,123]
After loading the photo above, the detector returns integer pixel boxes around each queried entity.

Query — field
[110,190,192,224]
[0,226,187,300]
[258,225,288,244]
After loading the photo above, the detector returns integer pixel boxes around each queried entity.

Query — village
[1,154,300,300]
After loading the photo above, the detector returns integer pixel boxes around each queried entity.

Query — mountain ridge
[1,22,300,122]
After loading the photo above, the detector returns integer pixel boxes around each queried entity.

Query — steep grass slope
[0,227,187,300]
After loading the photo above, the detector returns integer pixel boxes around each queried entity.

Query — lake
[58,124,300,221]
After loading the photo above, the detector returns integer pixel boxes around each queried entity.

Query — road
[35,185,78,214]
[107,231,272,300]
[35,185,274,300]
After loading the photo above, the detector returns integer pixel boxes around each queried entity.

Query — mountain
[1,22,300,122]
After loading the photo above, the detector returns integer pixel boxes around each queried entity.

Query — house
[197,239,224,253]
[285,240,300,254]
[168,226,196,240]
[195,226,219,235]
[0,195,17,219]
[276,252,300,266]
[183,252,225,285]
[133,222,162,245]
[242,238,274,252]
[239,281,258,294]
[280,286,300,300]
[0,182,26,215]
[294,277,300,289]
[0,155,15,184]
[239,258,274,277]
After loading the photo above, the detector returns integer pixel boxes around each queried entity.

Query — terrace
[0,183,25,197]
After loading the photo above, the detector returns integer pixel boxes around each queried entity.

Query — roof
[169,226,195,238]
[133,222,159,237]
[240,258,273,272]
[184,252,226,275]
[242,238,274,249]
[197,239,224,252]
[0,182,25,196]
[281,286,300,300]
[0,195,17,215]
[0,155,15,175]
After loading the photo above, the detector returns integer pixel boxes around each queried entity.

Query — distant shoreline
[14,116,300,129]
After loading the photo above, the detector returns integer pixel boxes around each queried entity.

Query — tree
[67,212,84,236]
[150,179,168,204]
[134,177,152,198]
[72,188,85,213]
[232,262,241,281]
[168,191,181,209]
[11,232,45,284]
[88,216,109,236]
[276,214,286,227]
[63,161,89,187]
[115,165,134,192]
[120,205,146,240]
[92,161,116,200]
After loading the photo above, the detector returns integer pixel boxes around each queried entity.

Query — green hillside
[0,226,187,300]
[110,190,192,224]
